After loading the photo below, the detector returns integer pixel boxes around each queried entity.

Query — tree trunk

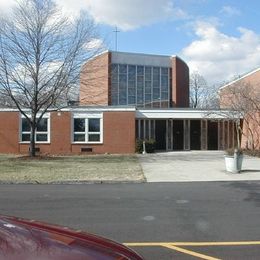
[236,121,241,150]
[30,123,36,157]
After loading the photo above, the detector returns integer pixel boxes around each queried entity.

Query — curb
[0,179,147,185]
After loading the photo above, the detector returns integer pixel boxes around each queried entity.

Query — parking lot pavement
[138,151,260,182]
[0,182,259,259]
[125,241,260,260]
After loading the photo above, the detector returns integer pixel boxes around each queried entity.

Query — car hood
[0,215,143,260]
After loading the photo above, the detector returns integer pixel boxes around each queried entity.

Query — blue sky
[1,0,260,85]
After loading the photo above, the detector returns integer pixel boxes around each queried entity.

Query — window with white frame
[21,115,50,143]
[73,114,103,143]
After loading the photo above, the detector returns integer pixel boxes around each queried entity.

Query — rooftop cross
[113,26,120,51]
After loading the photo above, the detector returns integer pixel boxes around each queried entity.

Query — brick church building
[0,51,238,154]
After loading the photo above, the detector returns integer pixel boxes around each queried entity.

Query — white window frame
[72,112,103,144]
[20,113,50,144]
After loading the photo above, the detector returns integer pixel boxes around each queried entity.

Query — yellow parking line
[124,241,260,247]
[171,241,260,246]
[162,244,220,260]
[124,241,260,259]
[124,242,169,246]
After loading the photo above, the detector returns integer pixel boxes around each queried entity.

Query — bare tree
[190,72,219,109]
[0,0,102,156]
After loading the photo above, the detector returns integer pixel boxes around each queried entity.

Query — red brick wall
[220,69,260,108]
[0,112,19,153]
[103,111,135,153]
[79,52,111,106]
[50,112,72,153]
[219,69,260,149]
[171,57,189,107]
[0,110,136,155]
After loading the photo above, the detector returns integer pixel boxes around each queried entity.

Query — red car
[0,215,143,260]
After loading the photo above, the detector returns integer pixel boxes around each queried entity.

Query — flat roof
[136,109,241,119]
[0,107,240,119]
[110,50,173,59]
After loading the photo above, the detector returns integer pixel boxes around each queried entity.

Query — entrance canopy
[135,109,241,151]
[136,108,233,119]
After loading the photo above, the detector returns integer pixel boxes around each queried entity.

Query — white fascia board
[111,51,171,67]
[65,106,136,113]
[0,107,136,113]
[20,113,50,118]
[136,109,237,119]
[0,108,20,112]
[73,112,103,118]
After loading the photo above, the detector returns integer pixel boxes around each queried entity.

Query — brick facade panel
[0,111,136,155]
[80,52,110,106]
[171,57,189,107]
[0,112,19,153]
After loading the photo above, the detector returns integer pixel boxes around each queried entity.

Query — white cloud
[56,0,188,31]
[0,0,188,31]
[84,38,105,51]
[0,0,15,14]
[54,0,87,17]
[181,21,260,85]
[220,5,241,17]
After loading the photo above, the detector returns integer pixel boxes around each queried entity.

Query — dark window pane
[137,89,144,97]
[128,65,136,75]
[145,94,152,102]
[137,66,144,75]
[119,97,127,105]
[111,95,118,105]
[111,83,118,93]
[119,64,127,73]
[128,88,136,96]
[153,88,160,99]
[161,68,168,75]
[37,118,47,132]
[36,134,48,142]
[145,67,152,79]
[22,134,30,142]
[153,67,159,76]
[111,73,118,83]
[88,134,100,142]
[119,74,127,83]
[89,119,100,132]
[161,75,169,87]
[128,73,136,81]
[128,96,136,104]
[22,119,30,132]
[137,95,144,103]
[145,80,152,88]
[161,92,168,100]
[153,80,160,88]
[111,64,118,73]
[74,134,85,142]
[128,80,136,88]
[161,84,168,92]
[74,119,85,132]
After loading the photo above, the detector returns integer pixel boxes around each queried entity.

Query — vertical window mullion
[85,118,88,142]
[126,64,128,105]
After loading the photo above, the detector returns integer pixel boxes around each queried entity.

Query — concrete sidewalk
[138,151,260,182]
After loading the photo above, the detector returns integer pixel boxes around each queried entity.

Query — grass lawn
[0,154,145,184]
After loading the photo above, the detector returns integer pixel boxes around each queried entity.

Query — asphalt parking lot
[125,241,260,259]
[0,182,259,259]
